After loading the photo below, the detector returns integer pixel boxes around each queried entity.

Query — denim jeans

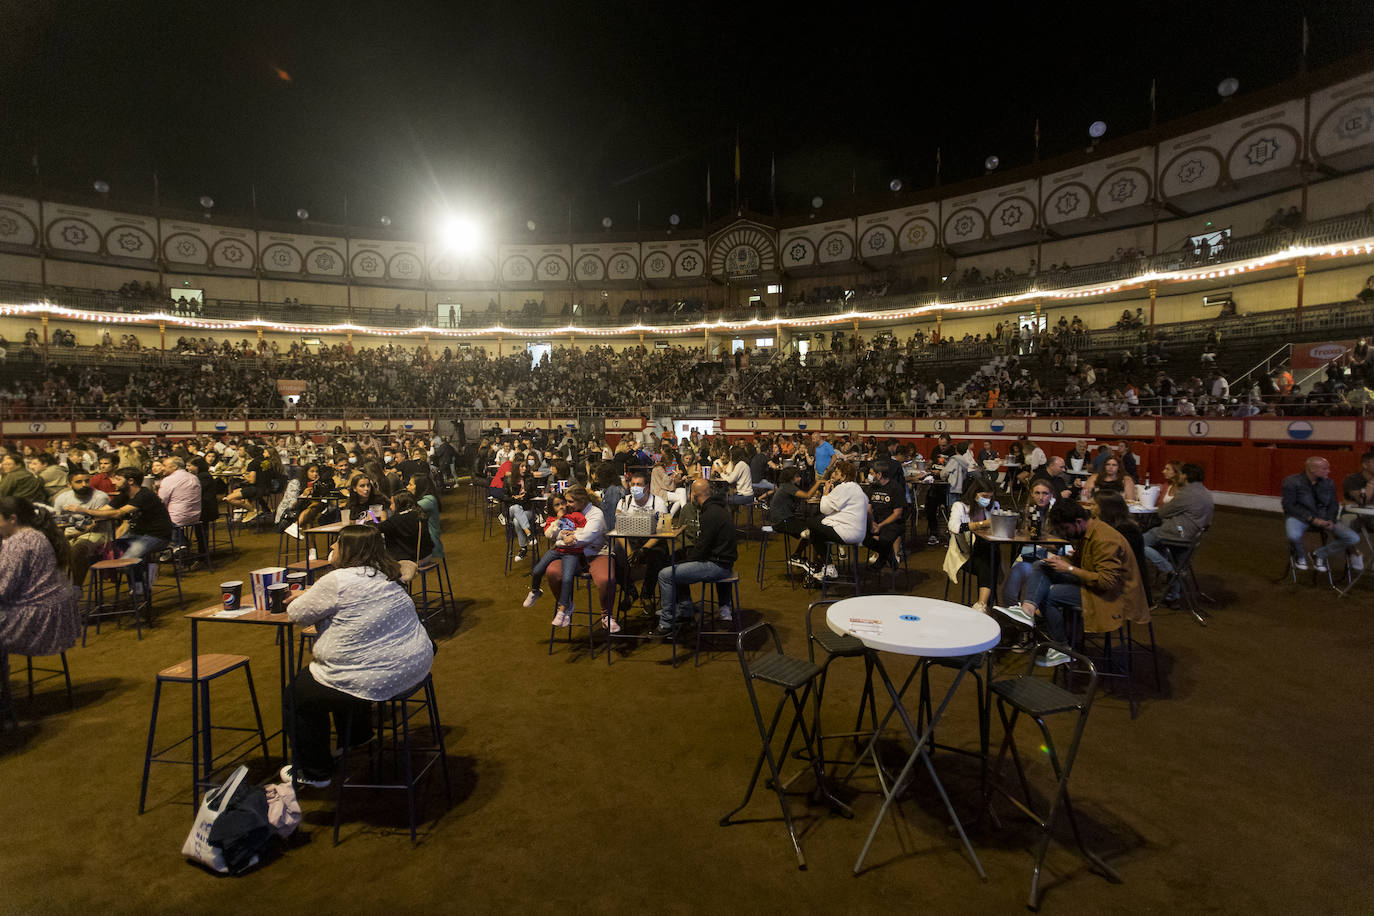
[531,549,581,606]
[509,505,532,546]
[1020,564,1079,643]
[1141,526,1175,576]
[727,492,754,506]
[1285,517,1360,558]
[658,560,734,628]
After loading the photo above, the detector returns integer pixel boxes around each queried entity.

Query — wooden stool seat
[158,654,251,682]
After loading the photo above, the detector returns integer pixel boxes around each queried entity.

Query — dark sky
[2,1,1372,236]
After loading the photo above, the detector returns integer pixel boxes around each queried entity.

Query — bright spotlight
[438,216,483,253]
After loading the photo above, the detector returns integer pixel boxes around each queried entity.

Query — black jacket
[689,493,738,567]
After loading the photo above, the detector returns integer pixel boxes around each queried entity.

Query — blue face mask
[630,486,645,500]
[976,496,992,508]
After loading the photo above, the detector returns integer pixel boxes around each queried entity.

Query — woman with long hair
[345,472,386,523]
[1083,455,1137,502]
[521,485,616,632]
[1093,489,1152,606]
[407,475,444,559]
[282,524,434,787]
[945,477,1000,613]
[0,496,80,657]
[377,491,434,582]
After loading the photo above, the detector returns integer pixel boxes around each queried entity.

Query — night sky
[2,1,1372,236]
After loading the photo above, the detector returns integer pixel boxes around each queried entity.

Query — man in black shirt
[863,459,906,569]
[653,479,738,637]
[749,438,774,497]
[1032,456,1075,501]
[72,466,174,586]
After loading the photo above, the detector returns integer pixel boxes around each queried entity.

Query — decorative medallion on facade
[61,225,89,246]
[1107,177,1137,203]
[271,249,294,267]
[314,252,336,271]
[220,244,245,264]
[1054,190,1082,216]
[998,204,1024,228]
[1176,158,1207,184]
[952,214,975,237]
[1335,103,1374,141]
[176,239,198,257]
[358,255,379,274]
[825,236,846,257]
[1244,136,1281,168]
[789,242,808,262]
[116,231,144,253]
[647,255,666,273]
[0,216,17,238]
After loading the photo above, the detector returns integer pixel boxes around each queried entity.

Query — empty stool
[989,642,1122,910]
[803,600,879,773]
[719,622,850,870]
[84,557,150,645]
[332,673,451,844]
[138,654,270,813]
[755,526,799,591]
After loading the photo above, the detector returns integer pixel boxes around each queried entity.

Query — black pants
[924,484,949,535]
[807,521,851,565]
[285,666,373,779]
[613,542,669,600]
[863,524,903,567]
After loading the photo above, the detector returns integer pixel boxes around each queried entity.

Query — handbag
[942,532,971,584]
[182,765,267,875]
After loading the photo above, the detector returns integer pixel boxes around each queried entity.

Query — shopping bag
[182,765,254,874]
[263,782,302,839]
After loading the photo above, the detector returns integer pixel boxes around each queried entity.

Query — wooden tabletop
[186,604,293,624]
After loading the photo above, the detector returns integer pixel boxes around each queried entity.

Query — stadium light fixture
[1217,77,1239,98]
[379,215,392,227]
[438,215,483,253]
[93,180,110,195]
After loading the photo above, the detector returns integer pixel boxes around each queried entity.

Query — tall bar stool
[412,557,455,629]
[332,673,452,844]
[719,622,851,870]
[682,574,742,668]
[802,600,880,773]
[819,541,862,599]
[547,568,609,663]
[174,523,211,570]
[22,653,74,708]
[755,525,799,591]
[84,557,150,645]
[138,654,270,814]
[989,642,1122,910]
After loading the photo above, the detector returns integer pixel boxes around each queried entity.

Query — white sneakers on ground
[601,614,621,633]
[551,609,571,628]
[1313,555,1329,573]
[719,605,732,622]
[971,602,988,615]
[1293,554,1310,571]
[1351,553,1366,572]
[523,589,542,608]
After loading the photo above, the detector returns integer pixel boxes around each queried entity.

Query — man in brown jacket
[993,499,1149,667]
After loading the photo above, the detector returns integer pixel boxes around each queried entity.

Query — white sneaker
[1313,554,1328,573]
[280,764,331,789]
[815,563,839,580]
[551,610,571,628]
[523,589,542,608]
[788,557,811,571]
[971,602,988,614]
[285,522,300,539]
[867,553,881,567]
[1352,553,1366,572]
[1293,554,1309,571]
[600,614,621,634]
[718,604,732,622]
[1036,648,1071,668]
[993,604,1036,628]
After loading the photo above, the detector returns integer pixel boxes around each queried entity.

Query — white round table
[826,595,1000,657]
[825,595,999,878]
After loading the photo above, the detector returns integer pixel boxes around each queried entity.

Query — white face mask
[630,486,645,500]
[348,456,358,465]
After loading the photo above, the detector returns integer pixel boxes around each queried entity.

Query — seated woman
[798,459,866,579]
[722,445,754,507]
[275,463,332,537]
[282,525,434,787]
[0,496,80,658]
[345,472,387,523]
[1082,455,1137,502]
[223,445,272,522]
[944,478,1000,613]
[520,485,616,633]
[376,491,434,583]
[505,461,537,560]
[407,475,444,561]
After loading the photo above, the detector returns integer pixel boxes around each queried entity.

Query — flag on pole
[153,172,161,209]
[1150,78,1157,114]
[770,153,776,213]
[1301,16,1309,63]
[935,147,942,185]
[706,165,712,211]
[1034,118,1041,160]
[733,129,741,183]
